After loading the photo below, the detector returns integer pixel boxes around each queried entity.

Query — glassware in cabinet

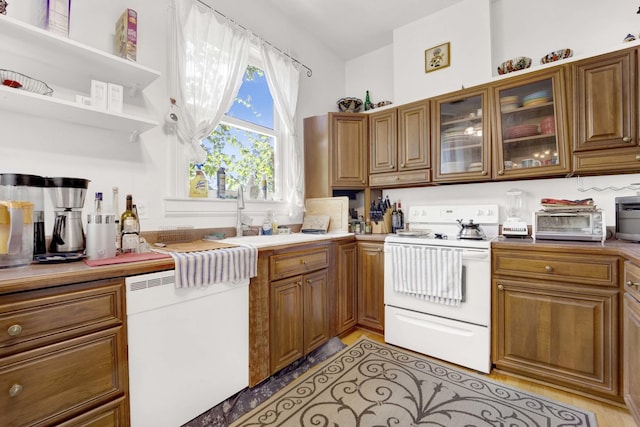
[432,88,491,182]
[493,70,570,178]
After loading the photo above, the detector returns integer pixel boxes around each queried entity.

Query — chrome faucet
[236,184,245,237]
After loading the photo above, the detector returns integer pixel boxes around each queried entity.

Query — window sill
[163,197,287,217]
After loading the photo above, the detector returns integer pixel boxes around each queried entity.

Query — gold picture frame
[425,42,450,73]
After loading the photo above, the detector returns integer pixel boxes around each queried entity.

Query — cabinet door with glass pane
[492,69,570,179]
[432,87,491,182]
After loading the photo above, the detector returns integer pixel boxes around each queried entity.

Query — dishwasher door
[126,270,249,427]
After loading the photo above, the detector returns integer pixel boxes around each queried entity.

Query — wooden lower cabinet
[336,242,358,335]
[624,260,640,424]
[492,247,622,403]
[357,241,385,333]
[0,278,129,426]
[269,248,330,374]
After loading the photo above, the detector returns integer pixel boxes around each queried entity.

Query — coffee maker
[47,177,90,253]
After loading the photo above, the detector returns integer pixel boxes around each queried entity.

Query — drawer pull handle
[9,384,23,398]
[545,265,553,272]
[497,284,504,291]
[7,324,22,336]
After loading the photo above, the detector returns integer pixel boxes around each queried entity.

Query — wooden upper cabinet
[397,100,430,171]
[571,47,640,173]
[432,87,491,182]
[330,113,368,188]
[369,108,398,174]
[368,101,430,188]
[572,48,635,151]
[492,68,571,179]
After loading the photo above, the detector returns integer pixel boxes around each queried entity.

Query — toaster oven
[532,209,605,243]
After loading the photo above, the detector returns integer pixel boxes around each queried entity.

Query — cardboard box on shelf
[115,8,137,61]
[39,0,71,37]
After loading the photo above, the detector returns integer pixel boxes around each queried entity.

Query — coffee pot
[0,174,46,255]
[47,177,90,253]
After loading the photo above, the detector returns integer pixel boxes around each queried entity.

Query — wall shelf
[0,14,161,137]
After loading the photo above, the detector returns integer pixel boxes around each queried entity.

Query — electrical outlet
[136,200,149,219]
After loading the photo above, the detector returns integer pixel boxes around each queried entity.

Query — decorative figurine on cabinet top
[0,0,8,15]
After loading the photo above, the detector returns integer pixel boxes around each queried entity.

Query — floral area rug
[182,337,347,427]
[230,337,598,427]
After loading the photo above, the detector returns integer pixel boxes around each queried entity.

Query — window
[190,64,281,200]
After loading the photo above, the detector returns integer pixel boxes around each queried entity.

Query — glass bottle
[112,187,120,253]
[94,192,103,213]
[365,90,373,111]
[391,202,400,233]
[121,194,139,253]
[397,201,404,231]
[216,167,226,199]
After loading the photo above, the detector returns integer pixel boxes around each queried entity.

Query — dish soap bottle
[189,165,208,198]
[216,167,226,199]
[262,209,274,235]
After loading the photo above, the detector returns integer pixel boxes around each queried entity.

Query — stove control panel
[408,204,499,225]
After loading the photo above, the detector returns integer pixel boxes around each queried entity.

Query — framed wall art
[425,42,450,73]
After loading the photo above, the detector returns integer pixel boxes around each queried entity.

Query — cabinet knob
[300,259,307,265]
[497,284,504,291]
[389,165,394,169]
[498,170,504,176]
[481,170,487,176]
[400,163,405,168]
[296,280,302,286]
[626,280,639,289]
[545,265,553,272]
[306,279,312,284]
[635,155,640,161]
[7,324,22,337]
[623,136,632,143]
[8,384,23,398]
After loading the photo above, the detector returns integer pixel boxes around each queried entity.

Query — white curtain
[259,42,302,215]
[170,0,250,164]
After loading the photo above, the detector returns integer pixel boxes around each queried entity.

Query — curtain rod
[195,0,312,77]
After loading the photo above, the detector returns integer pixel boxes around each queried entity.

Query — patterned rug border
[231,336,599,427]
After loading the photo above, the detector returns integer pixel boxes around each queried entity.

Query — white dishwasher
[125,270,249,427]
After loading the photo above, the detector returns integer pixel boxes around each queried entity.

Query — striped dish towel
[165,245,258,288]
[391,244,463,306]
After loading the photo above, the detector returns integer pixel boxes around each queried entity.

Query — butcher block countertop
[0,233,381,295]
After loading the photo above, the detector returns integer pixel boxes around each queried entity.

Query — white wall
[1,0,345,232]
[345,44,394,108]
[345,0,640,227]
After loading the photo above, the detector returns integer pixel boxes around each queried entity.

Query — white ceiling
[262,0,465,61]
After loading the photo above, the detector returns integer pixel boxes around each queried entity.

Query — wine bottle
[391,202,400,233]
[121,194,139,253]
[397,201,404,231]
[364,90,373,111]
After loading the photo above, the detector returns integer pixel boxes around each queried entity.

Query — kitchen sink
[223,232,351,248]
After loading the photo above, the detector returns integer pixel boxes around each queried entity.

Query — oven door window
[536,214,591,233]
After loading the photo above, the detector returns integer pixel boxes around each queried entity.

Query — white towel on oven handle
[391,244,463,306]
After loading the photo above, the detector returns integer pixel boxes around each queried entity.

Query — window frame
[164,47,290,218]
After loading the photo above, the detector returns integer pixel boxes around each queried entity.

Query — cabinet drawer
[0,328,127,427]
[0,279,124,357]
[369,170,430,188]
[270,247,330,280]
[57,396,128,427]
[625,260,640,301]
[493,250,618,287]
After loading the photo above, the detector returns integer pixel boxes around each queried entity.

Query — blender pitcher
[0,201,34,268]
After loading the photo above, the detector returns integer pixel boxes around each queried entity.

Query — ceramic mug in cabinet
[521,158,541,168]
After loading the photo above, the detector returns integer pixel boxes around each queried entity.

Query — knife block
[371,210,391,234]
